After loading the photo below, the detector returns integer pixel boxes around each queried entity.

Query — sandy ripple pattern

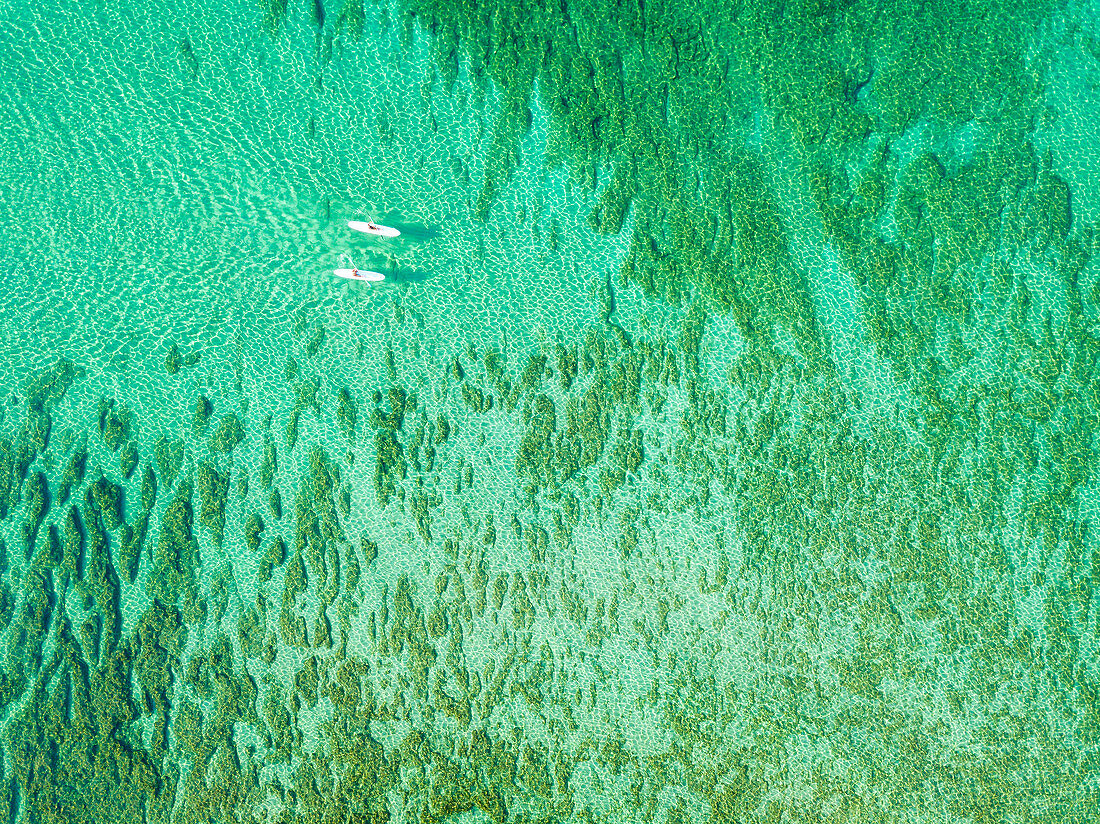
[1,0,1099,823]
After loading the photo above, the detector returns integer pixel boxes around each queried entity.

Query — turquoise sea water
[1,0,1099,821]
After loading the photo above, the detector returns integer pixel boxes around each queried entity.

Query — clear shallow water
[1,0,1099,822]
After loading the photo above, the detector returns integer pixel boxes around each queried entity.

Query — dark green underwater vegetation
[0,0,1097,822]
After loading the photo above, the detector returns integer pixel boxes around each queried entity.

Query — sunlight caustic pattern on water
[0,0,1099,822]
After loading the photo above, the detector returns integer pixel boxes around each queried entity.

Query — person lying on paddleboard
[335,252,386,281]
[348,219,400,238]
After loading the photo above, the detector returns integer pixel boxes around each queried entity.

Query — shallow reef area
[0,0,1098,822]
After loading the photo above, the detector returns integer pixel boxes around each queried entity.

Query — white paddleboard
[334,268,385,282]
[348,220,400,238]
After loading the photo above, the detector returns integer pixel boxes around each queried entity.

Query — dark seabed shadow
[380,212,442,243]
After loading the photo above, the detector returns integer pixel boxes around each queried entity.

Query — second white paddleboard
[348,220,400,238]
[334,268,385,282]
